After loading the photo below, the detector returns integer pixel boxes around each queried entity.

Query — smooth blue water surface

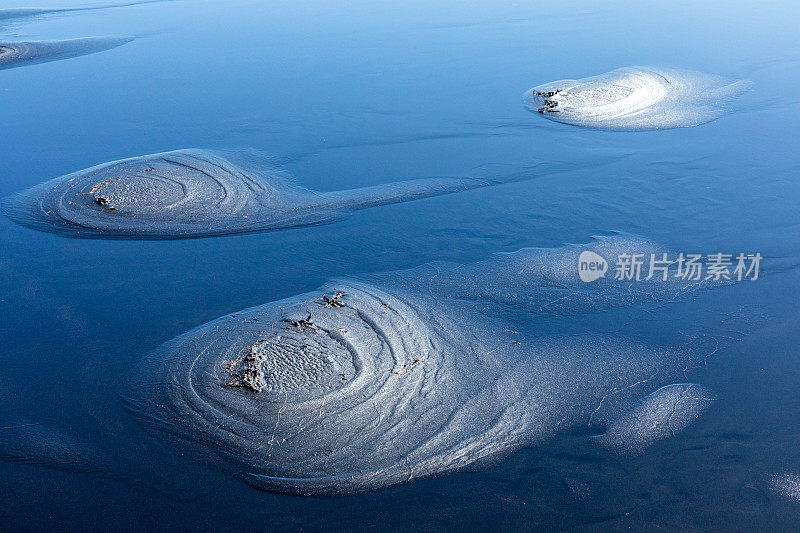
[1,0,799,530]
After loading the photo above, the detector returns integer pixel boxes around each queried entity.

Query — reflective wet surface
[1,0,799,530]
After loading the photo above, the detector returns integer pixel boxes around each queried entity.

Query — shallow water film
[1,0,800,531]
